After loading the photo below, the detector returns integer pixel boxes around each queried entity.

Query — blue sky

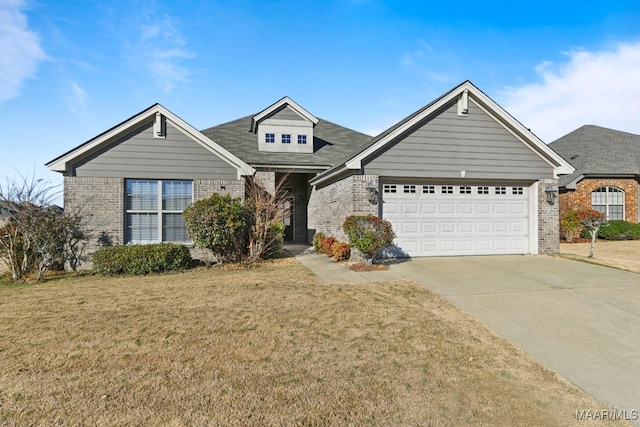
[2,0,640,204]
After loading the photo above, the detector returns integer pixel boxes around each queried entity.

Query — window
[495,186,506,195]
[403,185,416,194]
[422,185,435,194]
[442,186,454,194]
[126,180,192,244]
[459,186,472,194]
[297,135,307,145]
[592,186,624,220]
[512,187,524,195]
[282,134,291,144]
[265,133,275,143]
[477,186,489,195]
[383,184,397,193]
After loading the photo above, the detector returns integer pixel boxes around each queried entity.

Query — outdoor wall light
[365,182,378,205]
[545,184,558,205]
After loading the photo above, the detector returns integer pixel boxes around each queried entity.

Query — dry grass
[560,240,640,274]
[0,259,626,426]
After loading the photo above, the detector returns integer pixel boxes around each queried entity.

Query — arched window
[591,186,624,220]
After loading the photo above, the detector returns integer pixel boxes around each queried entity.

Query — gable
[47,104,255,179]
[267,105,308,121]
[364,98,553,181]
[72,120,239,180]
[311,80,574,187]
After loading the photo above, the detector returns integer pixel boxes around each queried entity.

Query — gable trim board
[46,104,255,179]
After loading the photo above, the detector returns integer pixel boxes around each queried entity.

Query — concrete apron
[297,252,640,424]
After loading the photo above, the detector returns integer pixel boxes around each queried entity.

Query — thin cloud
[500,41,640,142]
[125,11,194,91]
[65,81,88,118]
[0,0,46,104]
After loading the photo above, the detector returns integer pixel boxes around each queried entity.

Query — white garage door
[382,184,530,257]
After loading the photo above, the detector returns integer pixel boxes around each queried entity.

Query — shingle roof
[548,125,640,187]
[200,115,372,169]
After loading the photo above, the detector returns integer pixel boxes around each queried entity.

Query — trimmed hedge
[597,220,640,240]
[92,243,192,275]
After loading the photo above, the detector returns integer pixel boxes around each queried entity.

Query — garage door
[382,184,530,257]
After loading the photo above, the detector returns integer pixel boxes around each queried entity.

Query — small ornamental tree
[343,215,395,264]
[577,209,608,258]
[182,194,250,263]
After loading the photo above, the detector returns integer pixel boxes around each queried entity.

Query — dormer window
[253,96,318,154]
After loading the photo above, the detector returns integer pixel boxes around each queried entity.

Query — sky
[2,0,640,205]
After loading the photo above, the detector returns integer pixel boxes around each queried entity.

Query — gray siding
[72,120,238,180]
[364,99,554,180]
[269,105,306,121]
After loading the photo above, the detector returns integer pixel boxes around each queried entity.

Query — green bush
[92,243,192,275]
[561,209,583,242]
[182,194,250,263]
[263,221,285,259]
[312,232,326,253]
[343,215,395,261]
[597,220,640,240]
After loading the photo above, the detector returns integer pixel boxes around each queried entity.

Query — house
[549,125,640,223]
[46,81,573,258]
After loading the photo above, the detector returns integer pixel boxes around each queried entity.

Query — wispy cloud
[500,41,640,142]
[400,40,460,85]
[65,81,88,118]
[124,10,194,91]
[0,0,46,104]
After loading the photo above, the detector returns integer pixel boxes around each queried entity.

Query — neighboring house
[46,81,573,258]
[549,125,640,223]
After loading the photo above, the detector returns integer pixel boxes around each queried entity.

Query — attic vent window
[457,89,469,116]
[282,134,291,144]
[153,112,165,138]
[265,133,275,143]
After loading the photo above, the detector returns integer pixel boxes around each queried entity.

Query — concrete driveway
[297,252,640,422]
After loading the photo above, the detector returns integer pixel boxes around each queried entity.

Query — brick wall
[65,176,124,253]
[307,174,379,241]
[559,178,638,223]
[537,178,560,254]
[193,179,245,200]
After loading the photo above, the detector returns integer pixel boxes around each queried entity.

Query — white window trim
[125,179,193,244]
[591,186,625,220]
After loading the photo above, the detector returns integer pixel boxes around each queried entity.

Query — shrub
[343,215,395,263]
[560,209,583,243]
[92,243,192,275]
[320,236,336,256]
[332,241,351,261]
[597,220,640,240]
[263,221,285,259]
[182,194,250,263]
[312,232,326,253]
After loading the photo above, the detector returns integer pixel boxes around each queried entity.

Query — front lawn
[0,259,623,426]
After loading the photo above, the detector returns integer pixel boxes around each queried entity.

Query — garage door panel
[383,184,530,257]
